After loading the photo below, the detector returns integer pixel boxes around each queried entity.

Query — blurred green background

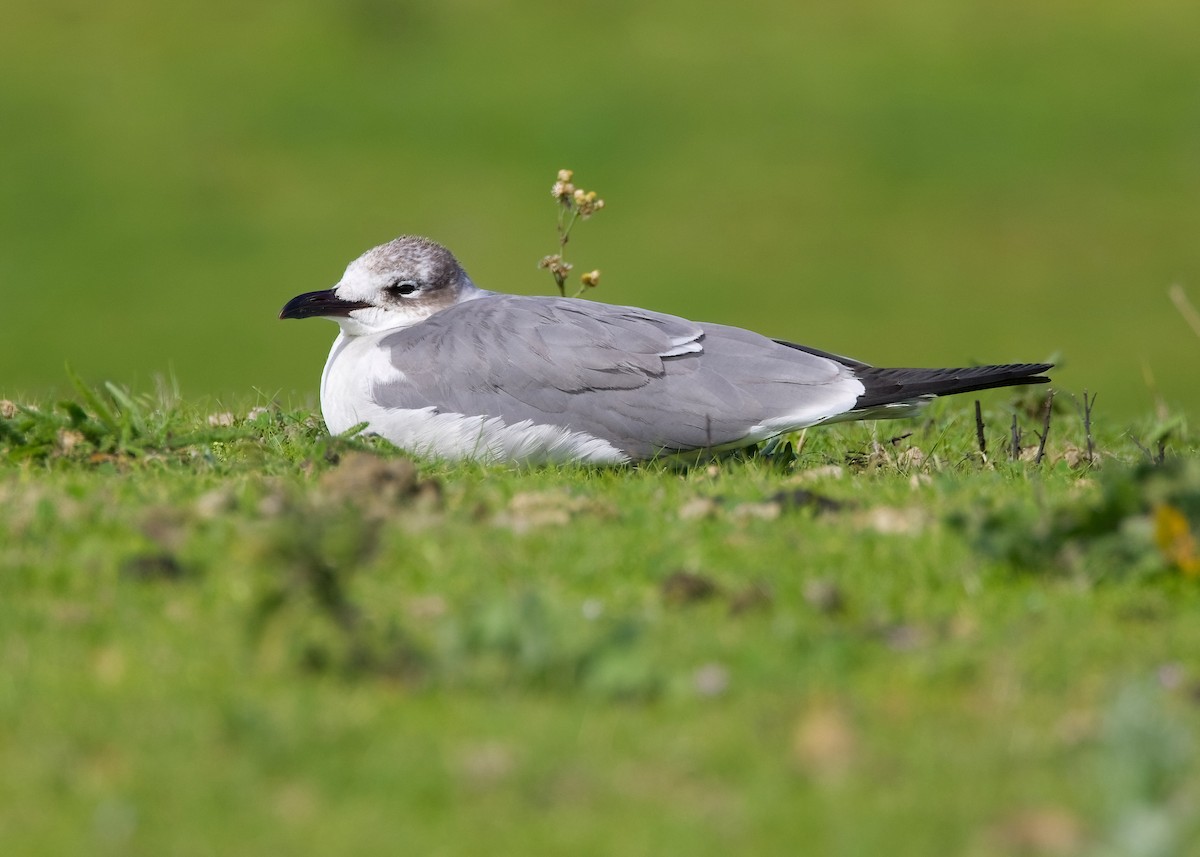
[2,0,1197,418]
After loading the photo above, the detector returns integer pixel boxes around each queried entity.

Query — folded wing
[373,296,864,459]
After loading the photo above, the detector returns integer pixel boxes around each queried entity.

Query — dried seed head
[57,429,85,453]
[575,190,605,218]
[580,270,601,289]
[557,168,574,183]
[551,180,576,203]
[538,254,573,279]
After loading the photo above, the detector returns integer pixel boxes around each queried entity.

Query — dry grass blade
[1168,284,1200,339]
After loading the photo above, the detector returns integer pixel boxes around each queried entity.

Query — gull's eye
[385,281,418,298]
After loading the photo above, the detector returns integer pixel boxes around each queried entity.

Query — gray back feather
[374,295,853,458]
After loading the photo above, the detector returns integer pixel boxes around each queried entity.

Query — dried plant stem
[1033,390,1055,465]
[1010,414,1021,462]
[551,209,579,296]
[1081,390,1097,463]
[1130,434,1167,465]
[558,207,579,249]
[974,400,986,459]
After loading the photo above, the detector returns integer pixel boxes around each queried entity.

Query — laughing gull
[280,236,1051,464]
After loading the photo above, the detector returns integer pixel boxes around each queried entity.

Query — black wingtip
[854,363,1054,410]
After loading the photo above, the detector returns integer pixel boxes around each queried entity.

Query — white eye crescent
[385,281,418,298]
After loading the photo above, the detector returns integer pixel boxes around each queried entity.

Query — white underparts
[349,407,631,465]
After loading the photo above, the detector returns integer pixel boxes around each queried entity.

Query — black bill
[279,289,371,320]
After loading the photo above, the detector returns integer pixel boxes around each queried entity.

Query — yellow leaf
[1154,504,1200,576]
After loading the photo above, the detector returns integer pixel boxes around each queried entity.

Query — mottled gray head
[279,235,479,336]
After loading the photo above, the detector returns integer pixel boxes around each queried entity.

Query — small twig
[1033,390,1055,465]
[888,432,913,446]
[1169,284,1200,339]
[1081,389,1097,463]
[1129,434,1168,466]
[973,400,986,459]
[1009,414,1021,462]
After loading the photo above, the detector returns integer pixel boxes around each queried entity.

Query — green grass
[3,383,1199,855]
[5,2,1199,851]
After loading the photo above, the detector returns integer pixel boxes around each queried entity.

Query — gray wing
[373,295,863,459]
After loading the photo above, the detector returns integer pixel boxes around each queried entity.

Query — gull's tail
[853,363,1053,411]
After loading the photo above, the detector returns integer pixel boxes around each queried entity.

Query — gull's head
[279,236,478,336]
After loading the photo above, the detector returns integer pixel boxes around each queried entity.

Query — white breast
[319,333,399,436]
